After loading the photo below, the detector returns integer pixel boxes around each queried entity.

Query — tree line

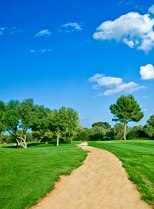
[0,95,154,147]
[0,99,79,148]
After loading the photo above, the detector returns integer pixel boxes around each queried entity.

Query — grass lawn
[0,143,87,209]
[89,140,154,208]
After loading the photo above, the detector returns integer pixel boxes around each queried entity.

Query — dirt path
[32,144,151,209]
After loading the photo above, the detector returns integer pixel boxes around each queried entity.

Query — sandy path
[32,145,151,209]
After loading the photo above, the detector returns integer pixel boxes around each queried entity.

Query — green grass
[0,143,87,209]
[89,140,154,208]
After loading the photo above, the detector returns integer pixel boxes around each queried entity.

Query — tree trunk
[15,138,20,147]
[56,133,60,146]
[123,123,127,140]
[18,135,27,148]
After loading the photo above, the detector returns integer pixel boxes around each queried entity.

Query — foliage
[144,115,154,138]
[31,106,52,142]
[144,125,154,138]
[1,99,41,148]
[113,123,127,140]
[74,127,90,141]
[0,99,80,147]
[89,126,108,140]
[0,143,87,209]
[48,107,79,146]
[127,125,149,140]
[89,140,154,207]
[92,121,111,129]
[88,121,112,141]
[0,101,5,133]
[110,95,143,140]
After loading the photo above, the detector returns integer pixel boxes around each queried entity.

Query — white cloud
[62,22,82,31]
[10,26,22,35]
[35,29,52,37]
[30,48,52,53]
[89,73,122,88]
[148,5,154,15]
[103,82,143,96]
[93,12,154,52]
[41,48,52,53]
[30,49,36,53]
[140,64,154,80]
[0,27,6,35]
[89,74,144,96]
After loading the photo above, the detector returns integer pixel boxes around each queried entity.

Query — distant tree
[74,127,90,141]
[110,95,143,140]
[147,115,154,128]
[89,126,106,141]
[49,107,79,146]
[127,125,148,139]
[92,121,111,129]
[144,115,154,138]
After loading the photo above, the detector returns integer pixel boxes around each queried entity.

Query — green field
[0,143,87,209]
[89,140,154,207]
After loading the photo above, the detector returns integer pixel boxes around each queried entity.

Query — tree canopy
[92,121,111,129]
[110,95,143,140]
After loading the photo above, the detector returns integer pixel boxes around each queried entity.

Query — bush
[127,126,149,140]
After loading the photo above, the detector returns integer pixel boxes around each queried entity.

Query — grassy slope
[0,143,87,209]
[89,140,154,207]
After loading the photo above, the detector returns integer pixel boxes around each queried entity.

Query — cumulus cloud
[89,73,122,89]
[61,22,82,32]
[140,64,154,80]
[148,5,154,15]
[89,74,144,96]
[35,29,52,37]
[0,27,6,35]
[93,11,154,52]
[103,82,143,96]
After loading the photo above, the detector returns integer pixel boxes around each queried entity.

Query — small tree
[110,95,143,140]
[49,107,79,146]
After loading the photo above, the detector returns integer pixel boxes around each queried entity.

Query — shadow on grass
[1,142,55,149]
[28,142,55,148]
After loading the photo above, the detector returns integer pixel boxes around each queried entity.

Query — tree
[127,125,148,139]
[48,107,79,146]
[2,99,45,148]
[31,107,52,143]
[74,126,90,141]
[3,100,21,146]
[89,126,106,141]
[92,121,111,129]
[144,115,154,138]
[110,95,143,140]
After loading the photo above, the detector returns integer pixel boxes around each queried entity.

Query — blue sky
[1,0,154,127]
